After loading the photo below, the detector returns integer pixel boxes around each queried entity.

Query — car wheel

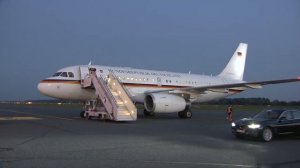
[235,133,243,139]
[262,127,273,142]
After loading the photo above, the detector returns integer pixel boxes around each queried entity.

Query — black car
[231,109,300,142]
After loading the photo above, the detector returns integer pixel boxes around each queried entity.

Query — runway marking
[0,116,41,121]
[144,160,256,168]
[0,109,73,121]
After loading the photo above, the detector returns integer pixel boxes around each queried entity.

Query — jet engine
[144,93,187,113]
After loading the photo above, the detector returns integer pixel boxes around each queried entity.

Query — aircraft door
[79,67,90,81]
[157,77,162,86]
[79,66,104,80]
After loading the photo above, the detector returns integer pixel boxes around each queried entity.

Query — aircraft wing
[149,77,300,94]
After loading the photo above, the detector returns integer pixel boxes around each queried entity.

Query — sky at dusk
[0,0,300,101]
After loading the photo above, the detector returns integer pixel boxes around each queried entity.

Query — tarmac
[0,103,300,168]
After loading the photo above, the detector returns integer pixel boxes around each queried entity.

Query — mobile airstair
[81,68,137,121]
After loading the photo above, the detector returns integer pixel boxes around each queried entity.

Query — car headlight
[231,122,236,127]
[248,123,261,129]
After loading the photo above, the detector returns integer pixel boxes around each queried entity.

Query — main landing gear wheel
[178,110,192,119]
[80,111,85,118]
[143,109,155,117]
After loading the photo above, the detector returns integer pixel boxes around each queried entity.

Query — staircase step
[83,72,137,121]
[117,101,123,104]
[118,107,127,111]
[111,91,118,96]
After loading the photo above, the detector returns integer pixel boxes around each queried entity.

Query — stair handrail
[107,73,137,120]
[109,73,134,99]
[90,72,118,120]
[97,74,118,105]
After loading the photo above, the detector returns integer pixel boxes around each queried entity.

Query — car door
[292,110,300,134]
[276,111,294,134]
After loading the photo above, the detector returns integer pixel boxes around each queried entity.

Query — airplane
[37,43,300,119]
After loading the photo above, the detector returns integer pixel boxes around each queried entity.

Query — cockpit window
[61,72,68,77]
[68,72,74,78]
[53,72,62,77]
[53,71,74,78]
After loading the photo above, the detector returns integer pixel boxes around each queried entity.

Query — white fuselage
[37,65,242,103]
[37,43,300,115]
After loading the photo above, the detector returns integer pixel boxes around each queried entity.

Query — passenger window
[282,111,293,120]
[286,112,293,120]
[293,111,300,119]
[60,72,68,77]
[68,72,74,78]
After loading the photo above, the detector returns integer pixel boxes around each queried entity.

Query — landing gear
[80,111,85,118]
[178,110,192,119]
[143,109,155,117]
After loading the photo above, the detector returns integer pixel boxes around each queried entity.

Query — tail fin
[218,43,248,81]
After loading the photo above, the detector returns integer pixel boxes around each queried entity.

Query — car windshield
[253,109,285,120]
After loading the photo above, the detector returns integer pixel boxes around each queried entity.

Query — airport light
[231,122,236,127]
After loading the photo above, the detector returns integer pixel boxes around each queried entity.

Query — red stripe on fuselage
[123,83,188,89]
[40,79,81,84]
[40,80,245,93]
[40,79,189,89]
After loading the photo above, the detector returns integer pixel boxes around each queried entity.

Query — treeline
[6,98,300,106]
[207,98,300,106]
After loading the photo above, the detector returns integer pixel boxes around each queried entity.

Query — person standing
[226,105,233,121]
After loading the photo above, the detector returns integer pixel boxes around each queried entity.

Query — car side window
[281,111,294,120]
[293,111,300,119]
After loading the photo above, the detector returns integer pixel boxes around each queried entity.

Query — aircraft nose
[37,81,49,96]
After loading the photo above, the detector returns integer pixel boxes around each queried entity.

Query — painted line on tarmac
[144,160,256,168]
[0,116,41,121]
[0,109,73,121]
